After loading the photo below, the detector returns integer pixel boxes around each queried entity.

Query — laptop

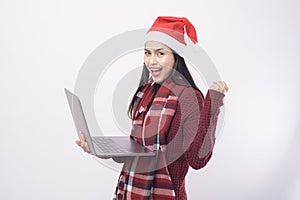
[64,88,155,157]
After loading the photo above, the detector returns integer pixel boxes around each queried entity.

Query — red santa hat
[145,16,198,55]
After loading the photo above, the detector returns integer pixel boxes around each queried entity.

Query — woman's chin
[152,77,164,83]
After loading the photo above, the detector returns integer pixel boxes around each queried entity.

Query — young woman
[76,16,228,200]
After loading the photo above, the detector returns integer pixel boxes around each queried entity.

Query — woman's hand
[210,81,229,94]
[75,131,91,154]
[75,132,111,159]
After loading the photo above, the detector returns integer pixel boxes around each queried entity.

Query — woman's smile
[149,67,163,77]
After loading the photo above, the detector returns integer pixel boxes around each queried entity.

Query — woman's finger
[75,140,81,146]
[79,132,85,141]
[214,81,224,92]
[211,82,218,90]
[83,142,90,153]
[223,81,229,92]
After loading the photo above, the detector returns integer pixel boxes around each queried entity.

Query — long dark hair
[127,51,203,118]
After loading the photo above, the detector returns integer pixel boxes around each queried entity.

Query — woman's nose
[149,54,158,65]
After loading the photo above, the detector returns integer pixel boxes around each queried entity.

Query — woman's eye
[158,52,165,56]
[144,51,150,55]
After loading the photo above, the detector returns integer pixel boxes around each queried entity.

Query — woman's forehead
[144,41,171,51]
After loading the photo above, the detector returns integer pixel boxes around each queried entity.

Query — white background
[1,0,300,199]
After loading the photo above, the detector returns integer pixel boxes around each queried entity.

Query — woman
[76,16,228,200]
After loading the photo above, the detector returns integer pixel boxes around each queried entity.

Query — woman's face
[144,41,175,83]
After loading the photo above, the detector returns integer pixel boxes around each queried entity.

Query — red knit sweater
[113,87,224,199]
[165,88,224,200]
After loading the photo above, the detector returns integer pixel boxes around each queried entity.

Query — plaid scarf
[114,78,185,200]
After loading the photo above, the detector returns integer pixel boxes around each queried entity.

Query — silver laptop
[64,88,155,157]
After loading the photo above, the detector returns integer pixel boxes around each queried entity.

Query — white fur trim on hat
[144,31,186,55]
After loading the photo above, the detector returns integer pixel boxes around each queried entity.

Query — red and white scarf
[114,78,185,200]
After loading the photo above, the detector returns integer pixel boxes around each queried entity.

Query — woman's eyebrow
[144,48,165,52]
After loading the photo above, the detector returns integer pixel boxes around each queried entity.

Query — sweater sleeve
[180,88,225,170]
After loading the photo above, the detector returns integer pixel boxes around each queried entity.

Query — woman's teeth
[151,68,162,77]
[152,69,161,72]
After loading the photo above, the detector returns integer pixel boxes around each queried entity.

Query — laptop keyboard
[93,138,129,153]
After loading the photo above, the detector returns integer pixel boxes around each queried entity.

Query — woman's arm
[181,87,225,169]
